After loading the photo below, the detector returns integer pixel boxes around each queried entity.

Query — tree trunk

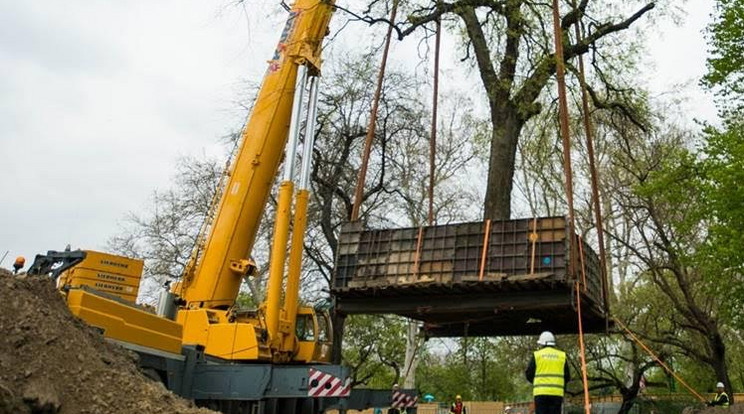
[483,106,524,220]
[709,331,734,403]
[331,312,346,365]
[617,379,641,414]
[402,320,418,388]
[617,394,637,414]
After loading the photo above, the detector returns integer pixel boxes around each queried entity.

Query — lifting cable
[428,17,442,226]
[575,281,592,412]
[550,0,589,412]
[613,318,708,403]
[529,217,538,275]
[550,0,578,279]
[569,0,611,320]
[406,17,443,383]
[350,0,399,221]
[403,18,444,387]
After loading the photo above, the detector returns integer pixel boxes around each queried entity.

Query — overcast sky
[0,0,716,268]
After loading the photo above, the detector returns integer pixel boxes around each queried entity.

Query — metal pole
[267,64,308,346]
[299,76,320,190]
[283,65,308,182]
[283,76,320,345]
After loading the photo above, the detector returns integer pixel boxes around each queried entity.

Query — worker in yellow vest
[708,382,730,408]
[525,331,570,414]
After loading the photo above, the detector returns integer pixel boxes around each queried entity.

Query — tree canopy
[703,0,744,104]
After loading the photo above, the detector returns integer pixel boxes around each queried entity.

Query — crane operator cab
[294,307,332,363]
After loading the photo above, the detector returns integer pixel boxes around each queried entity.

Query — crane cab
[294,307,332,363]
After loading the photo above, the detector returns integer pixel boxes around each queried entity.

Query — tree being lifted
[349,0,655,219]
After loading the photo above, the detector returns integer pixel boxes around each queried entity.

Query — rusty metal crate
[331,216,609,336]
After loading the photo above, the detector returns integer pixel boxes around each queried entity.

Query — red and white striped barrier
[308,368,351,397]
[392,390,418,408]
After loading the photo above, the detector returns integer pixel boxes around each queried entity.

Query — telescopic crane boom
[174,0,335,363]
[178,0,333,311]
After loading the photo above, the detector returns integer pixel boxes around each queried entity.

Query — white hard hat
[537,331,556,346]
[717,382,725,388]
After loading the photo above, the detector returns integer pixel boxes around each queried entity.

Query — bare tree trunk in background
[402,320,418,388]
[602,192,615,299]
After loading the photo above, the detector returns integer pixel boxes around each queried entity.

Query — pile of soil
[0,268,217,414]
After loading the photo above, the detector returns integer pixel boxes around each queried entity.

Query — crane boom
[179,0,334,309]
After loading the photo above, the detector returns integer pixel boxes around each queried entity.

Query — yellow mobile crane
[30,0,333,364]
[26,1,415,412]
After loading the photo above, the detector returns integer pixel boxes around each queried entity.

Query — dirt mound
[0,270,217,414]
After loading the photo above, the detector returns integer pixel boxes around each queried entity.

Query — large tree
[699,0,744,320]
[354,0,655,218]
[604,122,736,400]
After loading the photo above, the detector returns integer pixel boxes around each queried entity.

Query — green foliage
[415,337,532,403]
[634,117,744,327]
[703,0,744,103]
[696,118,744,324]
[342,315,407,388]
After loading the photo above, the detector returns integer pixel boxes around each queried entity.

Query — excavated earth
[0,268,217,414]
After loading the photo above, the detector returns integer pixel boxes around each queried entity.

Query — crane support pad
[332,216,609,336]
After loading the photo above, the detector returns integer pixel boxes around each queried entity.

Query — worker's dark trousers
[534,395,563,414]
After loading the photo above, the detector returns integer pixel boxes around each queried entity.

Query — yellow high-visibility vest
[714,392,730,407]
[533,347,566,397]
